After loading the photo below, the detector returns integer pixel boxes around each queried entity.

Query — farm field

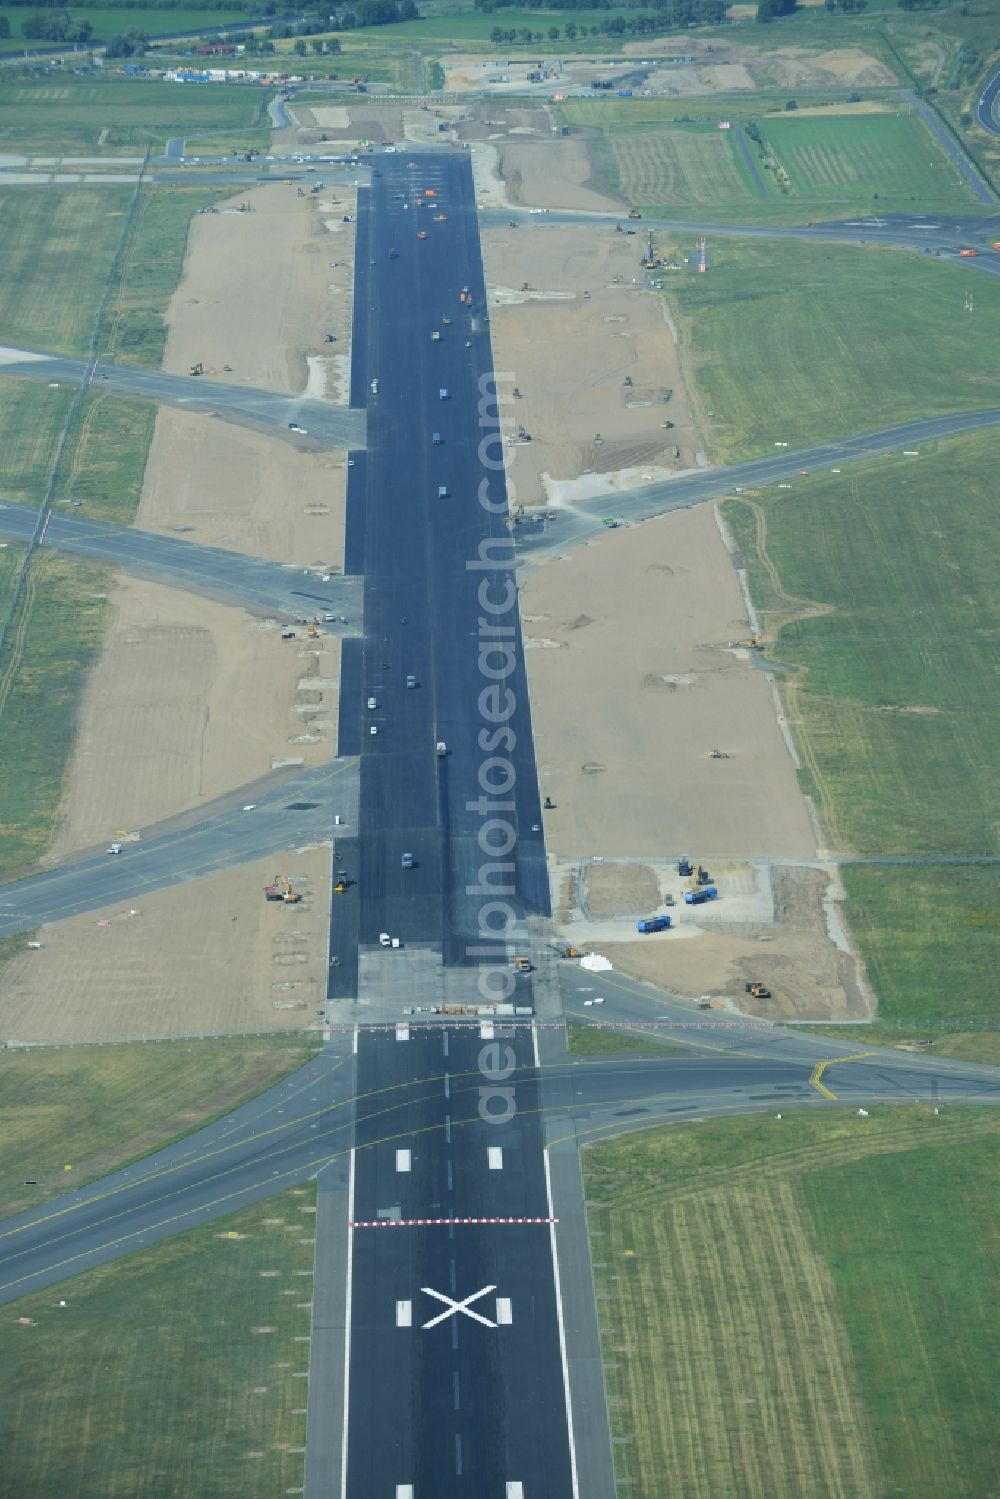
[762,112,975,205]
[0,1036,321,1221]
[584,1107,1000,1499]
[567,102,985,221]
[0,1187,317,1499]
[0,76,267,155]
[666,238,999,459]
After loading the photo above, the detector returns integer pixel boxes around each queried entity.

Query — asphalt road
[0,759,359,941]
[487,208,1000,275]
[512,407,1000,566]
[0,346,367,450]
[0,502,364,624]
[976,66,1000,137]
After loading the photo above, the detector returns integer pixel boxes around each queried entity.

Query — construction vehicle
[696,865,711,885]
[264,874,302,904]
[745,982,771,999]
[543,796,555,809]
[306,621,319,639]
[514,956,533,972]
[417,230,428,240]
[324,332,335,343]
[709,748,731,760]
[431,330,441,341]
[436,740,447,757]
[555,944,582,959]
[641,233,663,270]
[189,362,203,377]
[959,247,978,257]
[520,282,535,292]
[684,885,717,905]
[742,637,761,650]
[678,857,693,877]
[637,915,670,934]
[627,209,641,220]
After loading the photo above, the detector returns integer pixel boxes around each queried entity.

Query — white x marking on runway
[420,1284,498,1330]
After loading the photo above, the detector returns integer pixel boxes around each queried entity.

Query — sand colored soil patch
[500,138,622,213]
[599,868,871,1022]
[163,185,355,394]
[754,47,894,90]
[522,503,816,862]
[0,847,332,1043]
[582,862,661,920]
[483,224,697,499]
[47,577,338,860]
[136,408,345,570]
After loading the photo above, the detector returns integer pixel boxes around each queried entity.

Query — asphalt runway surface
[2,1015,997,1307]
[0,346,367,449]
[0,501,364,625]
[350,152,548,968]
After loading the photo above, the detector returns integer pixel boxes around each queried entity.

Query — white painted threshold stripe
[396,1149,411,1173]
[506,1484,524,1498]
[395,1023,410,1042]
[480,1021,495,1040]
[395,1300,412,1328]
[488,1147,503,1171]
[396,1487,414,1498]
[495,1298,512,1325]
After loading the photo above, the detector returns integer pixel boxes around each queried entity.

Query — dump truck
[637,915,671,934]
[436,740,447,757]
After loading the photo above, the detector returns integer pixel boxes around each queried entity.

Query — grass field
[584,1106,1000,1499]
[0,1186,316,1497]
[349,5,638,44]
[0,1035,321,1220]
[667,238,998,461]
[0,76,267,154]
[840,866,1000,1029]
[722,433,1000,857]
[0,186,134,355]
[609,124,754,208]
[564,100,987,222]
[0,553,113,875]
[566,1021,683,1056]
[52,393,157,521]
[0,8,249,53]
[762,112,974,206]
[100,184,229,366]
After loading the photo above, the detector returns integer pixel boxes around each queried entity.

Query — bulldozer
[745,982,771,999]
[264,874,301,905]
[742,637,762,650]
[189,362,203,377]
[306,620,320,639]
[696,865,711,886]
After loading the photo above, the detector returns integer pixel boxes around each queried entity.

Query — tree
[293,37,307,53]
[399,0,418,16]
[565,20,577,38]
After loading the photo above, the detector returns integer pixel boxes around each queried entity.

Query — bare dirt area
[482,223,698,502]
[47,576,338,860]
[497,137,621,212]
[0,847,332,1043]
[522,503,816,861]
[136,409,345,569]
[598,866,872,1022]
[583,861,661,920]
[163,183,356,394]
[756,46,895,90]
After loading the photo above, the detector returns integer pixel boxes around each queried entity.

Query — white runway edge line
[340,1026,358,1499]
[543,1148,581,1499]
